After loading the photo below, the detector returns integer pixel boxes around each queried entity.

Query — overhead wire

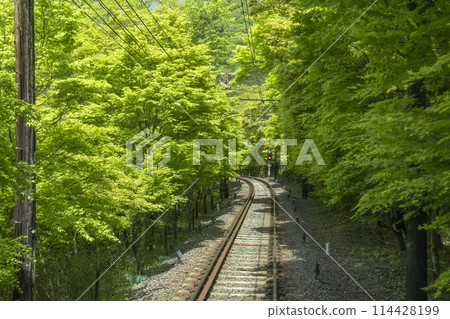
[113,0,154,45]
[82,1,187,123]
[113,0,166,58]
[244,0,256,60]
[122,0,174,60]
[79,0,146,62]
[97,0,142,47]
[241,0,266,125]
[251,0,380,128]
[120,0,188,119]
[72,0,199,125]
[239,0,255,64]
[137,0,183,52]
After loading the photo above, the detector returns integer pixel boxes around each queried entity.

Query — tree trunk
[13,0,36,301]
[73,233,78,254]
[163,225,168,255]
[220,178,229,199]
[302,178,308,199]
[131,242,139,274]
[186,201,191,231]
[223,178,229,199]
[430,209,441,281]
[173,206,177,247]
[406,209,428,300]
[136,215,148,274]
[405,74,429,300]
[203,194,207,215]
[393,227,407,251]
[195,191,199,219]
[210,194,214,212]
[93,266,100,301]
[389,209,407,251]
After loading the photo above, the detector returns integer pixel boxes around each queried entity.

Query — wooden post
[13,0,36,301]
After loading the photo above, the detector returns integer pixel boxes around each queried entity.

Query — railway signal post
[267,150,272,178]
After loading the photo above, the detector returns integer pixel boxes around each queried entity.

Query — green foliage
[2,0,448,300]
[250,0,450,297]
[0,236,29,299]
[1,0,241,300]
[0,68,33,298]
[183,0,246,69]
[428,268,450,298]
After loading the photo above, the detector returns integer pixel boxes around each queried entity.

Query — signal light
[267,150,272,161]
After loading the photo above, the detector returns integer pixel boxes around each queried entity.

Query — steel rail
[250,177,277,301]
[190,177,255,301]
[191,176,277,301]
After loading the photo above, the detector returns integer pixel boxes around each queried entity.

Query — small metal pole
[176,250,184,263]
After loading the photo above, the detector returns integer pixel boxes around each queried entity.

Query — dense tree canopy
[0,0,448,300]
[244,0,449,297]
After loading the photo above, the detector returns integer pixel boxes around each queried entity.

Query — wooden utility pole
[13,0,36,301]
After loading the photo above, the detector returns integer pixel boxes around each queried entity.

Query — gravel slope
[129,180,249,301]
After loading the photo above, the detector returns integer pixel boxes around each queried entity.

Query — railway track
[190,177,277,301]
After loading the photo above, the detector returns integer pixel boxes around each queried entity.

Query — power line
[243,0,256,58]
[76,0,146,64]
[117,0,183,118]
[77,178,200,300]
[80,0,145,61]
[251,178,375,301]
[113,0,164,57]
[96,1,183,119]
[72,0,199,125]
[241,1,265,111]
[97,0,139,44]
[251,0,380,128]
[96,0,148,55]
[239,0,255,64]
[122,0,173,60]
[137,0,182,52]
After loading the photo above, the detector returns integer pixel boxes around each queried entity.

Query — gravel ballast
[129,180,249,301]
